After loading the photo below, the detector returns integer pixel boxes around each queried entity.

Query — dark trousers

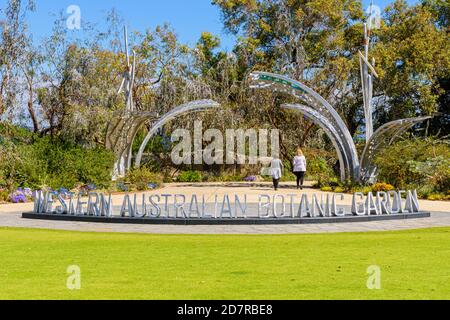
[294,171,306,188]
[272,179,280,190]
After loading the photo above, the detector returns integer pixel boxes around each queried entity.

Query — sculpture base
[22,212,431,225]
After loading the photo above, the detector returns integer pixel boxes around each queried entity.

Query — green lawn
[0,227,449,300]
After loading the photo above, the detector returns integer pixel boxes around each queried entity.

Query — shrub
[427,194,445,201]
[328,178,341,187]
[0,122,35,145]
[334,187,346,193]
[0,128,115,193]
[417,185,435,199]
[375,138,450,193]
[125,168,163,191]
[408,156,450,192]
[321,186,333,192]
[362,186,373,195]
[217,174,245,182]
[0,188,9,202]
[372,183,395,193]
[30,143,116,191]
[308,157,335,187]
[350,186,373,195]
[73,147,115,190]
[177,171,203,183]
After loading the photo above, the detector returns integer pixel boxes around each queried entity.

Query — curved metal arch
[360,116,432,183]
[116,112,161,172]
[282,104,350,181]
[249,71,360,181]
[106,110,160,177]
[134,99,221,168]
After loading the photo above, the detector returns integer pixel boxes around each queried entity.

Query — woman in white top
[270,156,284,191]
[293,148,307,190]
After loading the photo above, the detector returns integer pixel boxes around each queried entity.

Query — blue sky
[1,0,419,50]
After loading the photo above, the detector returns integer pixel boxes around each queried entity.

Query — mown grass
[0,227,449,300]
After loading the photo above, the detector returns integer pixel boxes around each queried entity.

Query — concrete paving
[1,182,449,235]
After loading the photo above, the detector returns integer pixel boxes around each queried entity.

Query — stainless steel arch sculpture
[134,99,221,168]
[282,104,350,181]
[249,71,360,181]
[106,110,160,177]
[106,99,220,178]
[359,116,433,183]
[249,71,433,184]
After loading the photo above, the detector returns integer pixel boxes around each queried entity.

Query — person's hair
[297,148,304,156]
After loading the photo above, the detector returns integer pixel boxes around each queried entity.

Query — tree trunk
[0,96,4,118]
[27,78,39,133]
[0,77,5,117]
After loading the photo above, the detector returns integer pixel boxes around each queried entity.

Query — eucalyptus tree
[133,24,195,115]
[0,0,35,121]
[212,0,365,160]
[36,14,123,144]
[20,43,41,133]
[371,0,450,126]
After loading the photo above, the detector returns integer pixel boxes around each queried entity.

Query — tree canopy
[0,0,448,157]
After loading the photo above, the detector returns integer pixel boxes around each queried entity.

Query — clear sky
[1,0,419,51]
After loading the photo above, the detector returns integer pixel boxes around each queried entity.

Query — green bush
[0,130,115,191]
[177,171,203,183]
[417,185,436,199]
[125,168,163,191]
[218,174,246,182]
[29,138,115,190]
[0,122,35,145]
[0,189,9,202]
[0,138,47,191]
[308,157,335,187]
[408,156,450,192]
[374,138,450,193]
[427,194,445,201]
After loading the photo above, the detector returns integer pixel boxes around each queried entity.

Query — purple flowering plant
[79,184,97,195]
[9,189,28,203]
[148,183,157,190]
[244,175,257,182]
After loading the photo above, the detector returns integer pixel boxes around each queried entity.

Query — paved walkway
[1,183,449,235]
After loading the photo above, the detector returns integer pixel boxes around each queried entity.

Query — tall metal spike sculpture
[359,3,379,142]
[118,26,136,113]
[110,26,137,178]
